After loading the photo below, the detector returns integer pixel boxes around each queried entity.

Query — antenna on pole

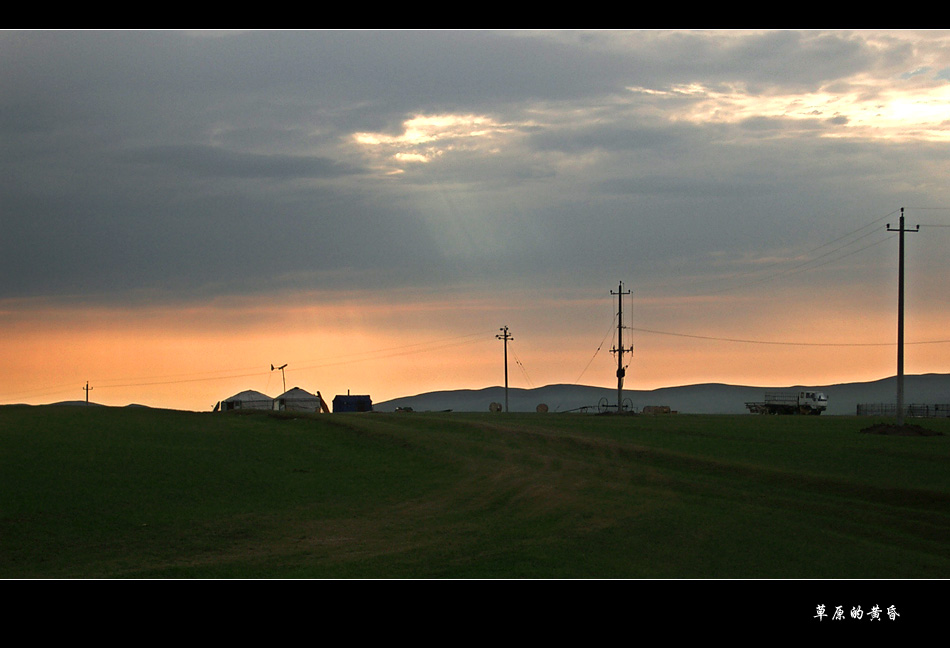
[83,381,93,405]
[271,363,288,393]
[886,208,919,426]
[496,326,513,412]
[609,282,633,413]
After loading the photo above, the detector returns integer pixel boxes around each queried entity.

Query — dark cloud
[2,29,948,308]
[123,144,365,180]
[598,174,778,199]
[528,123,697,155]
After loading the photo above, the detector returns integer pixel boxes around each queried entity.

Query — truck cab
[799,391,828,414]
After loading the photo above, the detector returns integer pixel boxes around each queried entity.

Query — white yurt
[274,387,326,413]
[216,390,273,412]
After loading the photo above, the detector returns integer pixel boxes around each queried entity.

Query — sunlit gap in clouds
[629,79,950,142]
[352,113,521,172]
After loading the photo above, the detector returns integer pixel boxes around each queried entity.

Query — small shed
[333,394,373,413]
[275,387,328,413]
[217,390,273,412]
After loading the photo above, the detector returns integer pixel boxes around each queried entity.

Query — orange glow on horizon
[2,285,948,411]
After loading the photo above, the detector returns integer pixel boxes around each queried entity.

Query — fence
[856,403,950,418]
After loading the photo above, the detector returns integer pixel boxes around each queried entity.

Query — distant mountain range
[376,373,950,415]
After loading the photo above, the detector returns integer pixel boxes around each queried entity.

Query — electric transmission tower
[609,282,633,413]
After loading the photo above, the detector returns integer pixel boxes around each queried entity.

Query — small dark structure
[333,394,373,413]
[642,405,674,415]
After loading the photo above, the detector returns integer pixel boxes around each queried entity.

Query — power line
[736,210,895,279]
[3,379,92,401]
[701,228,893,296]
[570,311,616,386]
[290,331,493,373]
[656,210,899,297]
[75,330,495,391]
[98,335,493,390]
[2,330,496,402]
[630,326,950,347]
[508,341,534,389]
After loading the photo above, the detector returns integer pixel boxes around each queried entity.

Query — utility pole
[610,282,633,413]
[83,381,93,405]
[496,326,513,412]
[887,208,919,426]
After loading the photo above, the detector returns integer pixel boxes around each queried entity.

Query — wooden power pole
[887,208,918,426]
[496,326,513,412]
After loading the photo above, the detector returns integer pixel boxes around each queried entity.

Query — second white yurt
[274,387,325,413]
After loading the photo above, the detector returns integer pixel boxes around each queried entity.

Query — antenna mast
[610,282,633,413]
[271,363,288,393]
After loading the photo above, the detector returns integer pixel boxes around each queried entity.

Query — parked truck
[745,391,828,415]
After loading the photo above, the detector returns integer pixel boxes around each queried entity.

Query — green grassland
[1,405,948,578]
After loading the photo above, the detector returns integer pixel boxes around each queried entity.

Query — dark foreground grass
[1,405,948,579]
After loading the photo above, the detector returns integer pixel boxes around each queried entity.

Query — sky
[2,29,950,411]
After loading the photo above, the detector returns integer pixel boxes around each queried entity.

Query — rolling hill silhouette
[376,373,950,415]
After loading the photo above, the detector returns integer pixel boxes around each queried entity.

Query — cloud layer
[3,30,950,407]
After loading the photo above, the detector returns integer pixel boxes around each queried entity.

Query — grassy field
[1,405,948,579]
